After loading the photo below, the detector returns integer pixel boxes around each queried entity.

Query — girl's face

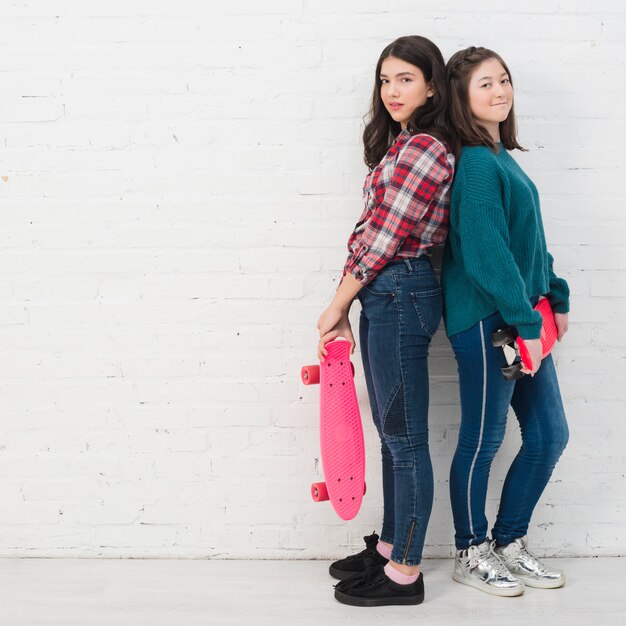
[468,58,514,139]
[380,56,433,130]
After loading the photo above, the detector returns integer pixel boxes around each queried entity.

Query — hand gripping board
[517,297,558,369]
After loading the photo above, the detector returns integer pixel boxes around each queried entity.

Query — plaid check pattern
[343,131,454,285]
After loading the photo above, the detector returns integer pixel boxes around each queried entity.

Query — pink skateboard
[491,298,558,380]
[301,339,366,521]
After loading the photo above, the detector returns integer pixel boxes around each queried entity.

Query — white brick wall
[0,1,624,558]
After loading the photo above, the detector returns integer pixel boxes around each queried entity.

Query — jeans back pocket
[410,287,443,337]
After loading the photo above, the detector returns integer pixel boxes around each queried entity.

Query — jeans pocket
[362,271,396,297]
[410,287,443,337]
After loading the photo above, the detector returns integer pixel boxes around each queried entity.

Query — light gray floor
[0,557,624,626]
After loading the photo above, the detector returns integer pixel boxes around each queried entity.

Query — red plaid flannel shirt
[343,131,454,285]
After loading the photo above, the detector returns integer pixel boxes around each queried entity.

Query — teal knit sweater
[442,144,569,340]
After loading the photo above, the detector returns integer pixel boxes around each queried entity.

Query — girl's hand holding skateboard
[317,303,345,338]
[317,309,355,361]
[520,338,543,377]
[554,312,568,341]
[316,273,362,360]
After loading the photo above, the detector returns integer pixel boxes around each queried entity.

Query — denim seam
[393,275,405,562]
[467,320,488,543]
[395,276,420,565]
[393,273,407,440]
[380,383,402,438]
[379,274,405,439]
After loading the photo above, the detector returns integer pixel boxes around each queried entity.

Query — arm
[317,272,362,337]
[316,273,361,360]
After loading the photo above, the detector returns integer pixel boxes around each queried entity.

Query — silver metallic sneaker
[453,539,525,597]
[493,536,566,589]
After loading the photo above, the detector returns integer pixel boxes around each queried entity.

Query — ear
[426,82,435,98]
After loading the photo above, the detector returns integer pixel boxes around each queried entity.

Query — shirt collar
[393,129,413,150]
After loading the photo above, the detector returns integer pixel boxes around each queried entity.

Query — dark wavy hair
[362,36,454,170]
[446,46,525,153]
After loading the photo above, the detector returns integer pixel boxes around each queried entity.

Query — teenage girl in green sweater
[442,47,570,596]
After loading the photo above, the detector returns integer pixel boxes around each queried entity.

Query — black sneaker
[329,533,389,581]
[333,558,379,592]
[334,565,425,607]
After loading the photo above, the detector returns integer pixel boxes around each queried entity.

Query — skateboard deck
[301,339,365,521]
[491,298,558,380]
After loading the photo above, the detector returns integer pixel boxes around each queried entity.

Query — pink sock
[384,563,419,585]
[376,541,392,560]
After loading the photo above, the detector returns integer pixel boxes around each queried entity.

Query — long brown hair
[362,36,453,170]
[446,46,525,153]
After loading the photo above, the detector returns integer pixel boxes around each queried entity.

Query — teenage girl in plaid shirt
[315,36,455,607]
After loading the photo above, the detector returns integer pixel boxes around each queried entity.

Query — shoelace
[360,573,387,590]
[334,561,380,591]
[516,544,546,572]
[472,547,511,577]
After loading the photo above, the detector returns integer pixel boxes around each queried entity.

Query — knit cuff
[547,291,570,315]
[516,317,543,341]
[550,300,570,315]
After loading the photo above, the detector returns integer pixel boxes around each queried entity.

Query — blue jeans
[448,310,569,550]
[357,257,441,565]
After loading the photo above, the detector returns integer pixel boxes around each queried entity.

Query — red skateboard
[491,298,558,380]
[301,339,366,521]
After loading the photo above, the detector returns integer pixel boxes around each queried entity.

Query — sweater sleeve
[452,155,542,339]
[546,251,570,314]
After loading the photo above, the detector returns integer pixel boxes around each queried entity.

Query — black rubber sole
[334,589,424,607]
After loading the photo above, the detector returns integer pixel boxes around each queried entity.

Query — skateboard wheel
[311,482,329,502]
[491,327,516,347]
[363,481,367,496]
[301,365,320,385]
[350,362,355,377]
[502,363,524,381]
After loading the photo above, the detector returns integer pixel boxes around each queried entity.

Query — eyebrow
[379,72,415,78]
[477,72,509,81]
